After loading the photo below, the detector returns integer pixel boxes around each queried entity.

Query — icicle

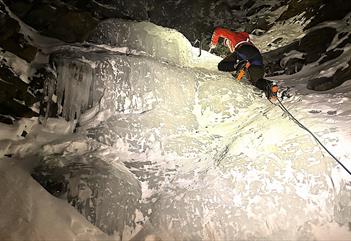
[47,56,94,121]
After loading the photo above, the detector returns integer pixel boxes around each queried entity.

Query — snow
[252,11,310,53]
[280,50,305,68]
[1,11,351,241]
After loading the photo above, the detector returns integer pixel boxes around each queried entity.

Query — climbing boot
[265,83,278,101]
[270,84,278,101]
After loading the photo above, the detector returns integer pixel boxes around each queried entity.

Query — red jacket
[211,27,251,52]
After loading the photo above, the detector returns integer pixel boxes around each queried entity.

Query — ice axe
[193,38,204,57]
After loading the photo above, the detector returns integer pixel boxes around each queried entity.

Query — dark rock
[277,0,322,23]
[0,64,35,106]
[32,151,142,235]
[0,2,37,62]
[307,60,351,91]
[21,130,28,137]
[263,41,299,76]
[245,16,272,33]
[272,37,283,44]
[338,32,348,40]
[0,63,39,118]
[0,33,37,62]
[48,11,99,42]
[277,0,351,29]
[2,0,278,46]
[30,66,58,118]
[0,99,38,118]
[6,1,99,43]
[0,14,20,40]
[3,1,32,18]
[247,4,270,16]
[244,0,255,9]
[0,115,14,124]
[319,49,344,65]
[264,27,337,76]
[3,0,349,49]
[284,58,304,75]
[306,0,351,29]
[29,68,46,97]
[336,34,351,49]
[270,0,289,11]
[307,76,337,91]
[228,4,242,11]
[298,27,336,63]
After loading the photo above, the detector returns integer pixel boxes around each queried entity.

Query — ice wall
[49,47,253,152]
[44,45,347,241]
[0,159,110,241]
[37,21,263,239]
[32,137,142,236]
[46,53,103,121]
[88,19,221,70]
[34,18,351,241]
[88,19,193,67]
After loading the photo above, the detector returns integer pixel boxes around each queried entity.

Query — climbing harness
[236,61,251,81]
[234,48,263,81]
[273,97,351,176]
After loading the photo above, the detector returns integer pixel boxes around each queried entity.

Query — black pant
[218,53,273,94]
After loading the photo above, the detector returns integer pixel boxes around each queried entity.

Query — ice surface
[32,139,142,236]
[88,19,221,70]
[0,158,111,241]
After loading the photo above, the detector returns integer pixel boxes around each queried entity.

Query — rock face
[4,0,98,43]
[0,1,41,122]
[307,59,351,91]
[264,27,337,76]
[0,3,37,62]
[0,63,40,121]
[263,22,351,90]
[278,0,351,29]
[5,0,351,44]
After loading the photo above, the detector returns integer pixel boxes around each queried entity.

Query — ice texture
[1,16,351,241]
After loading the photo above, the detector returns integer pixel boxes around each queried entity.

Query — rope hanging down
[275,98,351,176]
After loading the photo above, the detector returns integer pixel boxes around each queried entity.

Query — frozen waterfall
[2,18,351,241]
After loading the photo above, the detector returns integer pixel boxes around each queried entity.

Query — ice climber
[209,27,278,100]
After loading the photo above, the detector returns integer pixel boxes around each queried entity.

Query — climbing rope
[274,97,351,176]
